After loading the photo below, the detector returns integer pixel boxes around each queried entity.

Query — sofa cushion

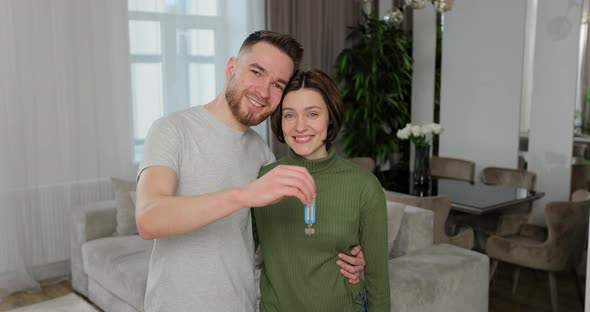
[89,279,142,312]
[391,205,434,258]
[111,177,138,235]
[130,191,137,206]
[386,201,405,256]
[83,235,152,311]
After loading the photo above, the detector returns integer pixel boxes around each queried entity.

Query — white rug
[7,294,99,312]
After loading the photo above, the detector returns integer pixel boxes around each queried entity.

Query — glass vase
[413,143,431,188]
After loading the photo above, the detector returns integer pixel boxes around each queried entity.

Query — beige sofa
[386,202,489,312]
[70,198,489,312]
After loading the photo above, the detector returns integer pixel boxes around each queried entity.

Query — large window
[128,0,265,161]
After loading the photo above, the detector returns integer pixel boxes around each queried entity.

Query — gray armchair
[487,192,590,312]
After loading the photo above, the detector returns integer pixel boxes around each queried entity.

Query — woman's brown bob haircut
[270,70,344,147]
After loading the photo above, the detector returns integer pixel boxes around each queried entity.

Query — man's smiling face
[225,42,294,127]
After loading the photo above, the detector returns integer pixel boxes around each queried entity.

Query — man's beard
[225,81,272,127]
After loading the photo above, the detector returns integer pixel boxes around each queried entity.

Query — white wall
[427,0,583,222]
[390,0,587,307]
[438,0,526,174]
[411,6,436,127]
[410,5,437,167]
[527,1,582,224]
[384,0,583,203]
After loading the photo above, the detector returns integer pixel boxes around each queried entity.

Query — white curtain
[0,0,135,299]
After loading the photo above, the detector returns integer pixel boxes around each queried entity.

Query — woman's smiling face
[281,89,330,160]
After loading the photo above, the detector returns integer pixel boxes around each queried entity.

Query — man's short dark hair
[270,70,344,147]
[239,31,304,72]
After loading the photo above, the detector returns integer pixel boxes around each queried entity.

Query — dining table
[391,176,545,215]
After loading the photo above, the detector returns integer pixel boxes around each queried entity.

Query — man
[136,31,365,312]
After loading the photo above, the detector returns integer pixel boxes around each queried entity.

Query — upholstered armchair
[347,157,376,172]
[571,189,590,277]
[385,191,475,249]
[486,192,590,312]
[571,163,590,194]
[430,156,475,183]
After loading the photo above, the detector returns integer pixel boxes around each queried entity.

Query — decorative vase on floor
[413,143,431,188]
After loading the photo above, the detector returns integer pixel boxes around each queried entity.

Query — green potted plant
[335,14,412,174]
[576,87,590,135]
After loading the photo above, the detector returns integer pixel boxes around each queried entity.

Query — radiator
[0,178,114,274]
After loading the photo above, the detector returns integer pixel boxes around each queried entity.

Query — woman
[253,70,390,311]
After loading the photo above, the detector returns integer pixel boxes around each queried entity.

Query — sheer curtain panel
[0,0,134,300]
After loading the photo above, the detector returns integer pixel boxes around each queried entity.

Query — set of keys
[304,198,316,236]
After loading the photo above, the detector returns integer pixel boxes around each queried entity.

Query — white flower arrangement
[396,123,443,146]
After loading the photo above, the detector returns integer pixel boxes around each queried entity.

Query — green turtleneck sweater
[253,147,390,312]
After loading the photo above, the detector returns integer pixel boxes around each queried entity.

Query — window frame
[128,1,227,161]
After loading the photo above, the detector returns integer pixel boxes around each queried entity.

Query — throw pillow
[386,201,405,258]
[111,177,138,236]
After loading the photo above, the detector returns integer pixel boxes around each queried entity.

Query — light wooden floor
[0,264,585,311]
[0,280,100,312]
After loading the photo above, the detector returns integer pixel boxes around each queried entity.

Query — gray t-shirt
[138,106,274,312]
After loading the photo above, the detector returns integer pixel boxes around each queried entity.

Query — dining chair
[573,143,588,161]
[486,191,590,312]
[572,188,590,202]
[481,167,537,235]
[456,167,537,239]
[430,156,475,183]
[348,157,376,172]
[517,155,527,170]
[571,163,590,195]
[480,167,536,191]
[571,189,590,281]
[384,190,475,250]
